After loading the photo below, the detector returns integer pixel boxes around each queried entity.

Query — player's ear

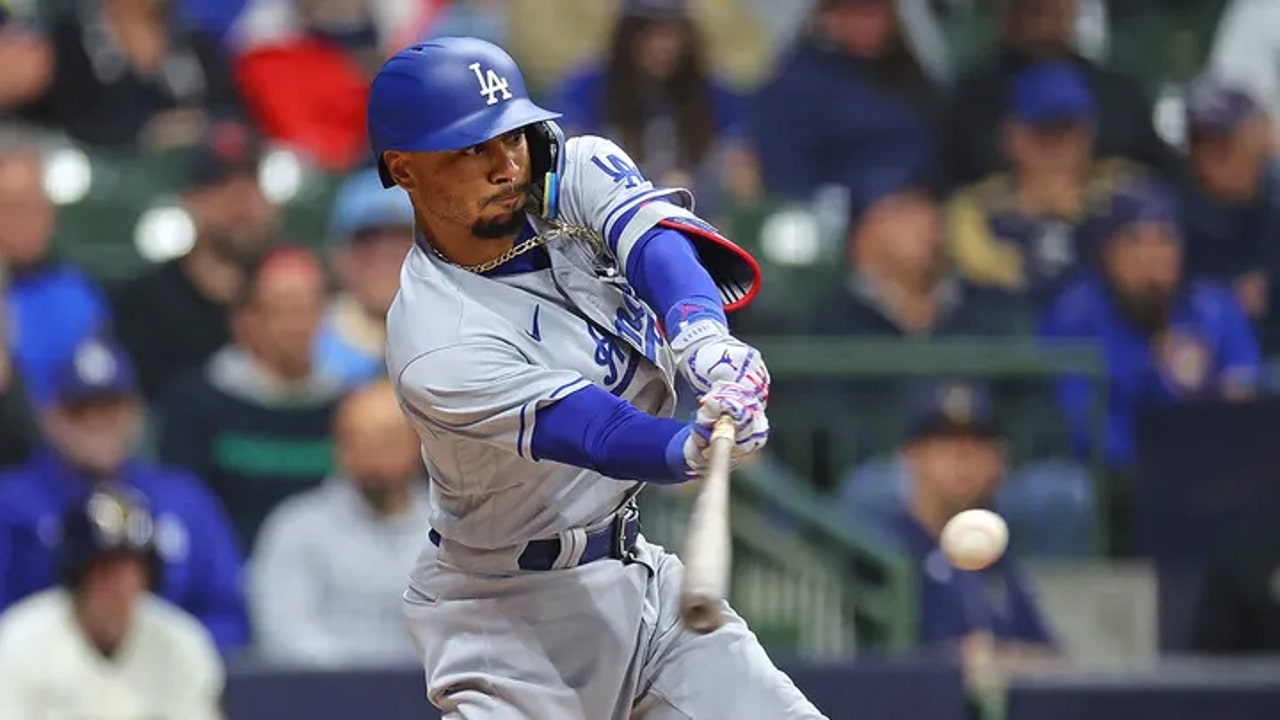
[384,151,417,191]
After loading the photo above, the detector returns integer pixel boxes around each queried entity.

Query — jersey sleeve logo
[469,62,513,105]
[591,154,644,189]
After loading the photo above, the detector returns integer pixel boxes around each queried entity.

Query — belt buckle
[610,500,640,563]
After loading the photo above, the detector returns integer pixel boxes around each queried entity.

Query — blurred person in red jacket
[229,0,438,171]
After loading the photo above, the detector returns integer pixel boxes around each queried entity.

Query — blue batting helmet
[367,37,566,216]
[59,486,162,591]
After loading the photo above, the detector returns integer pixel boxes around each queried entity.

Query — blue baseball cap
[1185,76,1260,136]
[1010,61,1096,126]
[367,37,560,187]
[329,168,416,241]
[905,382,999,441]
[1096,177,1180,241]
[48,338,137,405]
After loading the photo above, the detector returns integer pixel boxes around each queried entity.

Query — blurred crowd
[0,0,1279,715]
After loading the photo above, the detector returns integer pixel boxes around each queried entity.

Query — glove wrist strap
[668,319,728,356]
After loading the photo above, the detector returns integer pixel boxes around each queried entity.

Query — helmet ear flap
[525,121,564,220]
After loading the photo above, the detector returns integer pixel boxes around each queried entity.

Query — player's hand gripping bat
[679,414,736,633]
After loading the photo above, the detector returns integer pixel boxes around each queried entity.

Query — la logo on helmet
[469,62,513,106]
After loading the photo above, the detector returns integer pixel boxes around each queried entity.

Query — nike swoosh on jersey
[526,305,542,341]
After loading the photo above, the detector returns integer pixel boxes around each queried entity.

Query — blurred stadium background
[2,0,1280,718]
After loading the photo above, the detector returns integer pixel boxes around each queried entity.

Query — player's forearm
[532,385,692,483]
[626,227,728,332]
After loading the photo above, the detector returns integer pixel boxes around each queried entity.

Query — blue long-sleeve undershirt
[531,383,692,483]
[529,223,730,482]
[626,225,728,332]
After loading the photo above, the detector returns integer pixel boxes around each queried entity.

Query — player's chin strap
[525,120,566,221]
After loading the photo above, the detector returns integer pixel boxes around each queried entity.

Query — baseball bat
[679,414,736,633]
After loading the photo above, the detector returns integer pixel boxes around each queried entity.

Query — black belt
[428,502,640,571]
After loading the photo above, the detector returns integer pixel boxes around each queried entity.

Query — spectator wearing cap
[944,0,1175,188]
[1040,177,1262,469]
[870,382,1057,662]
[0,487,224,719]
[812,185,1033,338]
[16,0,242,149]
[555,0,757,217]
[250,381,429,668]
[0,127,112,405]
[1177,77,1280,336]
[157,245,343,551]
[314,167,414,389]
[947,61,1146,305]
[113,121,279,401]
[0,336,249,653]
[752,0,943,203]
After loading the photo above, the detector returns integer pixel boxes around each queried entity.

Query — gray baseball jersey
[387,134,749,565]
[388,136,825,719]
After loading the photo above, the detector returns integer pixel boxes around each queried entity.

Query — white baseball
[939,509,1009,571]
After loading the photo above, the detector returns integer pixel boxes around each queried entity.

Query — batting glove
[669,320,771,405]
[677,380,770,476]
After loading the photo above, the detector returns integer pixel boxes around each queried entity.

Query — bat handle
[710,413,736,445]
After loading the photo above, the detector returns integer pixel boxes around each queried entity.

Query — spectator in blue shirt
[0,128,111,405]
[555,0,755,218]
[752,0,941,204]
[1041,177,1262,468]
[877,382,1057,656]
[1177,77,1280,345]
[314,168,414,389]
[0,336,249,653]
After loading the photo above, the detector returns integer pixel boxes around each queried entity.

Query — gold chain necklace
[428,233,549,274]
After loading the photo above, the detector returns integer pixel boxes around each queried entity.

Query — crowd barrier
[223,656,968,720]
[223,656,1280,719]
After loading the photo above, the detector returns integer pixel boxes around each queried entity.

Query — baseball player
[373,37,825,719]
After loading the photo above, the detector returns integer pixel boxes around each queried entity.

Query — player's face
[907,434,1006,516]
[335,225,413,317]
[42,397,142,475]
[385,129,532,242]
[0,152,54,270]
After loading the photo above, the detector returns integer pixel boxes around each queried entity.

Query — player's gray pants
[403,535,828,719]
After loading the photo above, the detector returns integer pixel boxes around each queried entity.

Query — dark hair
[232,244,321,310]
[603,14,717,169]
